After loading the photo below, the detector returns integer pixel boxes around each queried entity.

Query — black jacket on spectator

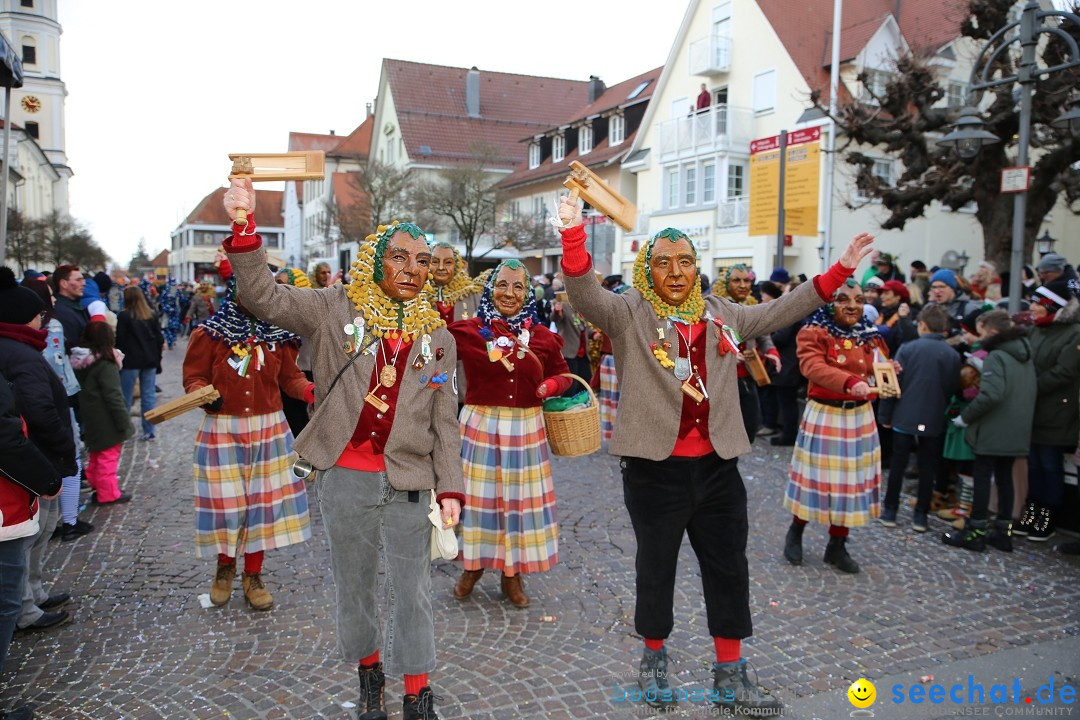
[52,295,88,353]
[116,310,164,371]
[877,332,961,437]
[0,331,76,477]
[770,320,804,388]
[876,305,918,356]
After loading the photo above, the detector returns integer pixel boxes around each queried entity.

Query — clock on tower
[20,96,40,113]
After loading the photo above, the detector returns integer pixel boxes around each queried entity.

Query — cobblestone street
[2,336,1077,719]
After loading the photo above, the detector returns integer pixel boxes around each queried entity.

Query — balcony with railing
[657,104,753,162]
[716,196,749,228]
[689,34,732,76]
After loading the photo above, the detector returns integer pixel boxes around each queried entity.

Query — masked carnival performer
[425,242,488,324]
[222,179,464,720]
[447,259,571,608]
[712,265,780,442]
[182,259,314,612]
[782,279,889,574]
[556,194,874,715]
[158,278,183,350]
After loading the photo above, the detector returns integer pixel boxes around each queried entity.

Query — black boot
[402,686,439,720]
[638,646,677,709]
[711,659,783,715]
[357,663,387,720]
[1027,505,1055,542]
[823,535,859,573]
[1013,500,1036,536]
[783,521,804,565]
[986,520,1013,553]
[942,519,986,551]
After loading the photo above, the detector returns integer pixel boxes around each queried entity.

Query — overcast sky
[55,0,687,267]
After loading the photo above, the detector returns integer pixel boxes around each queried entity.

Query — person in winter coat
[943,310,1036,552]
[184,280,217,329]
[71,318,135,505]
[116,286,165,441]
[878,305,961,531]
[0,267,76,635]
[925,269,982,343]
[1015,279,1080,542]
[764,312,805,447]
[0,373,51,720]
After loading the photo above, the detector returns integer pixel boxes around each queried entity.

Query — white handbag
[428,490,458,561]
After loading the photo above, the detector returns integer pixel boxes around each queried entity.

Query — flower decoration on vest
[632,228,706,324]
[344,221,446,342]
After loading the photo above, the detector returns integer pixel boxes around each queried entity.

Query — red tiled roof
[287,132,343,153]
[150,250,170,267]
[383,59,591,170]
[185,187,284,226]
[758,0,968,104]
[331,116,373,159]
[561,66,662,124]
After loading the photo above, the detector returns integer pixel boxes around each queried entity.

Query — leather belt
[813,398,869,409]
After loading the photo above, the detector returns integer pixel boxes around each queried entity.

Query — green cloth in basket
[543,391,591,413]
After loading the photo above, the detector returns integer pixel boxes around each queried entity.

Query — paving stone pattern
[2,336,1077,719]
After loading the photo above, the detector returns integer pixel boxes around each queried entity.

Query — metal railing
[689,35,732,75]
[658,105,753,160]
[716,196,749,228]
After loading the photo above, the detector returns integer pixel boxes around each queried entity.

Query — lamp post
[1036,230,1056,256]
[937,0,1080,314]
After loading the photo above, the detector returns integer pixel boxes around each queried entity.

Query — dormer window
[610,113,626,145]
[860,69,893,105]
[579,126,593,155]
[528,142,540,169]
[552,134,565,163]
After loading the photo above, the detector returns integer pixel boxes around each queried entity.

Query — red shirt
[336,336,414,472]
[671,322,714,457]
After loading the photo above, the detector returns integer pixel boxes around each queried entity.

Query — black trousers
[972,455,1015,523]
[622,453,752,640]
[562,356,592,397]
[884,431,944,513]
[773,385,801,443]
[737,378,761,443]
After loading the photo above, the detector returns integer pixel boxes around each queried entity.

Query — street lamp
[1036,230,1056,256]
[937,0,1080,313]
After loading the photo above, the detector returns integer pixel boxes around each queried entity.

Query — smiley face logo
[847,678,876,708]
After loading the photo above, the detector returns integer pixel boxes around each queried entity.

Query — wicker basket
[543,373,601,457]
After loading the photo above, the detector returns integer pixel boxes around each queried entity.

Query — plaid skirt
[598,354,619,441]
[193,412,311,558]
[783,400,881,527]
[459,404,558,575]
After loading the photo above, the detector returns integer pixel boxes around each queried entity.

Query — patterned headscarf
[712,264,758,305]
[200,277,299,346]
[631,227,705,323]
[476,259,540,333]
[803,280,881,344]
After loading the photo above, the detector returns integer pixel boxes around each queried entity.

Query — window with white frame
[528,142,540,169]
[579,125,593,155]
[855,158,895,201]
[703,163,716,203]
[532,195,545,220]
[727,163,745,198]
[752,70,776,114]
[552,134,565,163]
[946,81,966,108]
[685,166,697,206]
[667,168,679,208]
[860,69,893,105]
[610,113,626,145]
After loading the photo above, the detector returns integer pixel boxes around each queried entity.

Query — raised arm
[556,195,634,337]
[221,178,330,338]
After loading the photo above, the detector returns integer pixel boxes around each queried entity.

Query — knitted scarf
[199,277,299,347]
[804,305,881,345]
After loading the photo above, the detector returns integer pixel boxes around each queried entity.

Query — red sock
[792,515,808,526]
[644,638,665,651]
[243,551,264,574]
[828,524,849,538]
[359,650,380,668]
[404,673,428,696]
[714,637,741,664]
[217,553,236,566]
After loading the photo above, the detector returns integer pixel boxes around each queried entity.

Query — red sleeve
[812,261,854,301]
[222,216,262,253]
[559,225,591,277]
[278,343,312,401]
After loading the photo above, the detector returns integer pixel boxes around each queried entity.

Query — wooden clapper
[144,385,219,425]
[228,151,326,226]
[872,348,901,398]
[562,160,637,232]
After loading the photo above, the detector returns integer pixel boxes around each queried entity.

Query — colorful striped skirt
[598,354,619,441]
[193,412,311,558]
[459,404,558,575]
[783,400,881,527]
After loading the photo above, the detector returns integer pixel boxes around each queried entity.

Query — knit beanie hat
[769,268,791,284]
[0,267,46,324]
[929,268,958,291]
[960,306,986,334]
[863,276,885,289]
[881,279,910,302]
[1036,253,1066,274]
[93,271,112,295]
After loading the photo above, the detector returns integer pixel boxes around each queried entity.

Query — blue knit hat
[929,268,958,291]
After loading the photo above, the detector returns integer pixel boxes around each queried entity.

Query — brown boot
[501,573,530,608]
[453,569,483,599]
[929,490,950,513]
[210,561,236,606]
[242,572,273,611]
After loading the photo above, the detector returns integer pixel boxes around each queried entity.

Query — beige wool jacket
[229,246,465,497]
[564,266,825,460]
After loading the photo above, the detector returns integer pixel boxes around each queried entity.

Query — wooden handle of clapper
[235,207,248,227]
[559,187,580,226]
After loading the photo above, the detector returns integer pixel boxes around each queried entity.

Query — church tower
[0,0,70,212]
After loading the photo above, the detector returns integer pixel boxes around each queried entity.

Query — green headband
[372,222,429,282]
[644,228,696,289]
